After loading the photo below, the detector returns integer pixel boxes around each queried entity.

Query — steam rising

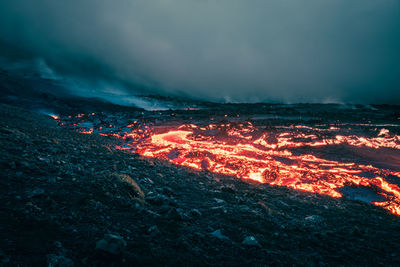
[1,0,399,103]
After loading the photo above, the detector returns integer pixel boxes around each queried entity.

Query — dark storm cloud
[0,0,399,103]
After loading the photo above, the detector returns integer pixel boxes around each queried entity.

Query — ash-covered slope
[1,104,400,266]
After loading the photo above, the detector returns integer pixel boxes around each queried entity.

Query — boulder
[95,234,127,255]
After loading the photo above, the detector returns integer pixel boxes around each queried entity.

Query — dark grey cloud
[1,0,399,103]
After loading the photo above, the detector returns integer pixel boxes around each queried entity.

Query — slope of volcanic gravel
[1,103,400,266]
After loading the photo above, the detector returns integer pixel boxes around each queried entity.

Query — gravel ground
[1,103,400,266]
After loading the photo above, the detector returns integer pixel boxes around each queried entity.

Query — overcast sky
[1,0,399,103]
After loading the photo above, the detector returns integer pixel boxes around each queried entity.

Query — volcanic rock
[213,198,225,204]
[145,194,169,206]
[2,104,400,266]
[211,229,229,240]
[27,188,45,198]
[242,236,260,247]
[165,207,185,221]
[113,173,145,199]
[161,186,174,196]
[46,254,74,267]
[147,225,160,235]
[304,215,325,227]
[95,234,127,255]
[221,185,236,193]
[189,208,202,217]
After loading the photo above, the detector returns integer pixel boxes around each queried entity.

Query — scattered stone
[239,205,250,212]
[166,207,185,221]
[28,188,45,198]
[242,236,260,247]
[113,173,145,199]
[213,198,225,204]
[146,210,161,218]
[210,206,228,214]
[189,208,202,217]
[158,204,172,214]
[2,103,400,266]
[54,241,63,249]
[162,186,174,196]
[211,229,229,240]
[10,161,16,169]
[48,177,57,183]
[304,215,325,225]
[147,225,160,234]
[25,201,42,211]
[221,185,235,193]
[146,194,169,206]
[144,178,154,184]
[46,254,74,267]
[205,175,213,181]
[96,234,127,255]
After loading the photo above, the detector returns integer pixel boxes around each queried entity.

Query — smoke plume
[1,0,399,103]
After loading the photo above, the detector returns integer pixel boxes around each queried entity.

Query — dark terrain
[1,106,400,266]
[1,69,400,266]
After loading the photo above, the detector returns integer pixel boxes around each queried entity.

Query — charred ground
[1,102,400,266]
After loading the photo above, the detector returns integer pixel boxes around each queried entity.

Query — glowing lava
[126,124,400,215]
[50,114,60,120]
[60,115,400,216]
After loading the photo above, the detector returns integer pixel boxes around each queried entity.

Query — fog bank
[1,0,399,103]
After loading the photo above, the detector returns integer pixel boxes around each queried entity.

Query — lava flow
[59,114,400,216]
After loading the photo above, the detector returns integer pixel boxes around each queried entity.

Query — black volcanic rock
[0,103,400,266]
[95,234,127,255]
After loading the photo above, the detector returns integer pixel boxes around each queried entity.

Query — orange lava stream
[65,116,400,216]
[121,125,400,216]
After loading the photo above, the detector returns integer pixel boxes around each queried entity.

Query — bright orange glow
[63,117,400,216]
[79,128,94,134]
[124,124,400,215]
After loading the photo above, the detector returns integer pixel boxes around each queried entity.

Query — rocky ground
[1,103,400,266]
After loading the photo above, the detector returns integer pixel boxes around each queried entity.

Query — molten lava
[59,114,400,216]
[126,124,400,215]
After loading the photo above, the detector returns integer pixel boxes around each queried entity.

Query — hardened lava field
[55,103,400,215]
